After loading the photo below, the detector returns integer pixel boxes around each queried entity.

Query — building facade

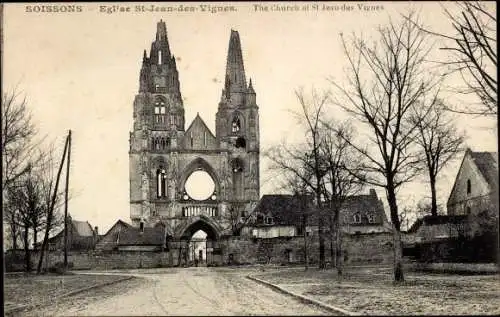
[129,21,260,241]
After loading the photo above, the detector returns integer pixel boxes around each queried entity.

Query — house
[447,149,498,236]
[95,219,133,252]
[404,214,469,244]
[34,215,98,251]
[243,188,391,238]
[340,189,391,234]
[95,219,169,252]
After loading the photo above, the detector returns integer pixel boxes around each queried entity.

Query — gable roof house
[446,149,498,236]
[242,189,390,239]
[95,219,170,252]
[405,149,499,245]
[34,215,98,251]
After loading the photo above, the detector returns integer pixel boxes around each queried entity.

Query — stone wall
[24,232,393,270]
[221,232,393,266]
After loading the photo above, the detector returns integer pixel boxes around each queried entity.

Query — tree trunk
[10,222,18,251]
[430,175,438,216]
[329,215,334,268]
[387,184,404,282]
[317,205,326,269]
[23,225,31,272]
[303,214,308,271]
[335,213,343,276]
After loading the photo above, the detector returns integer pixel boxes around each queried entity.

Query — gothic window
[155,84,160,92]
[190,133,194,147]
[161,138,166,149]
[204,132,207,147]
[353,214,361,224]
[154,99,166,124]
[158,50,162,65]
[155,138,161,150]
[466,206,471,215]
[231,117,241,133]
[157,167,166,198]
[467,179,471,194]
[140,221,144,233]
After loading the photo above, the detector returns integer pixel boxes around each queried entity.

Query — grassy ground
[3,273,131,313]
[254,266,500,315]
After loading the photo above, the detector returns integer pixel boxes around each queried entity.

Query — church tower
[129,20,186,226]
[129,22,260,233]
[216,30,260,205]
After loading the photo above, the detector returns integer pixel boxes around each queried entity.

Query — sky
[3,2,497,234]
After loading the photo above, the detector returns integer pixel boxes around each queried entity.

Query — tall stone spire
[151,19,171,61]
[225,30,247,94]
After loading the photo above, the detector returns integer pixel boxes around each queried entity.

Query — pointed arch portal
[175,217,222,267]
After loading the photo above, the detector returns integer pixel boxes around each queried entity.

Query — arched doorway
[177,217,222,267]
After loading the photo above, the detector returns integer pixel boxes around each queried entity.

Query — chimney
[94,226,98,236]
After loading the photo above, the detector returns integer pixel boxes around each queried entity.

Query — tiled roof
[72,220,95,237]
[251,194,313,226]
[117,225,166,246]
[470,151,498,190]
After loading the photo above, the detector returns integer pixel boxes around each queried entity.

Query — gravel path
[25,267,332,316]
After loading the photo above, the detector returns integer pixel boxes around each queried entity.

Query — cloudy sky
[3,2,497,233]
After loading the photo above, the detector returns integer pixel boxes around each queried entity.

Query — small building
[404,214,469,244]
[447,149,498,236]
[95,219,133,251]
[243,189,391,238]
[35,215,98,251]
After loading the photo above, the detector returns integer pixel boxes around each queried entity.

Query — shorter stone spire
[248,78,255,93]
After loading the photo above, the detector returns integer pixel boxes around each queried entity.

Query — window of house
[353,214,361,223]
[140,221,144,233]
[204,132,207,147]
[257,214,264,223]
[265,217,274,225]
[466,206,471,215]
[158,50,162,65]
[467,179,471,194]
[368,214,376,223]
[190,133,194,147]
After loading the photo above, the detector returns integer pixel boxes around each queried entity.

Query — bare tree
[6,164,41,272]
[330,12,439,282]
[2,89,37,252]
[2,89,37,189]
[265,88,330,269]
[319,120,364,275]
[408,2,497,116]
[410,100,465,216]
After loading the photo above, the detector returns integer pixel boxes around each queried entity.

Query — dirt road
[27,267,333,316]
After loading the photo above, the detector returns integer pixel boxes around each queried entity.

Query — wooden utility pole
[37,134,69,273]
[64,130,72,269]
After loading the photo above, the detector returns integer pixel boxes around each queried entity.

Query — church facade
[128,20,260,241]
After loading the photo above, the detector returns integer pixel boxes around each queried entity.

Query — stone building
[447,148,498,236]
[243,189,391,238]
[34,215,99,251]
[128,20,260,247]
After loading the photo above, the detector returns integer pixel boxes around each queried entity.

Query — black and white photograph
[2,1,498,315]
